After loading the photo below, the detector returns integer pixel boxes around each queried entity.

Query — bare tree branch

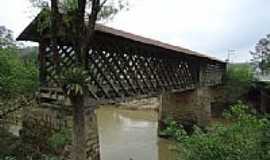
[88,0,100,28]
[99,0,109,11]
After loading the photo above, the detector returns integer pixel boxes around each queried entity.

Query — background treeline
[0,26,38,98]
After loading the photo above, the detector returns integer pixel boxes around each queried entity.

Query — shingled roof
[17,10,225,63]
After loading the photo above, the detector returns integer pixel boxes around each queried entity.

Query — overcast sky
[1,0,270,62]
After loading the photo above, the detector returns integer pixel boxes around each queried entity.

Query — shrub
[159,116,188,141]
[3,125,71,160]
[174,102,270,160]
[0,47,38,97]
[48,128,72,153]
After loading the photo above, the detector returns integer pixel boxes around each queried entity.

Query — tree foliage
[250,34,270,74]
[0,26,40,158]
[0,28,38,97]
[0,26,15,49]
[29,0,128,68]
[60,67,90,97]
[163,102,270,160]
[29,0,128,22]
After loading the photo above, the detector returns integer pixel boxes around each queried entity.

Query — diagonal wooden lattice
[39,37,225,102]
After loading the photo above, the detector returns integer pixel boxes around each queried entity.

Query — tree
[28,1,128,160]
[250,34,270,75]
[0,26,38,97]
[29,0,128,66]
[0,26,16,49]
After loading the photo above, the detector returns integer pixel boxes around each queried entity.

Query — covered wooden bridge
[17,11,226,105]
[17,11,226,160]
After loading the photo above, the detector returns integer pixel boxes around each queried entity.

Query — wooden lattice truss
[17,11,226,104]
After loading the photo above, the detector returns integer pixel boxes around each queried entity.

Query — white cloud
[0,0,35,37]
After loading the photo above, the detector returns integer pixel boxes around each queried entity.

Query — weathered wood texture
[38,32,225,104]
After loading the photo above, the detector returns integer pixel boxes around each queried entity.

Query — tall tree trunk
[51,0,60,65]
[71,96,86,160]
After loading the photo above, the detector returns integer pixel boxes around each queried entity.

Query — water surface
[96,106,176,160]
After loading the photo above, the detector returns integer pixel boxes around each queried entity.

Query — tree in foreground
[28,0,128,160]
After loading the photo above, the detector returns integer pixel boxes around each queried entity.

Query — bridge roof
[17,11,225,64]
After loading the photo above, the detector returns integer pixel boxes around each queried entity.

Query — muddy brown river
[96,106,176,160]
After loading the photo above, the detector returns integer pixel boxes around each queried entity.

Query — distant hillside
[18,46,38,64]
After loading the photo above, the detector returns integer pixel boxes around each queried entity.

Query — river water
[96,106,176,160]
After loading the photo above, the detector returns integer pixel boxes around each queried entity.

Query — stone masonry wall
[85,108,100,160]
[159,87,212,133]
[22,106,100,160]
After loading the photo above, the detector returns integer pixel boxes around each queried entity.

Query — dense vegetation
[0,126,71,160]
[0,47,38,97]
[0,26,38,98]
[0,25,39,128]
[224,63,254,102]
[0,35,71,159]
[0,26,45,160]
[162,102,270,160]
